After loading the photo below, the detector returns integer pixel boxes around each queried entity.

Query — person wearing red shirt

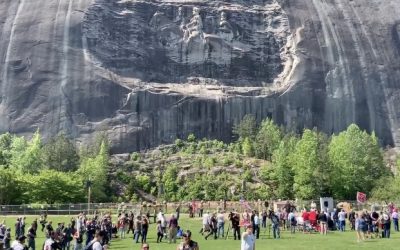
[309,210,317,227]
[302,209,309,232]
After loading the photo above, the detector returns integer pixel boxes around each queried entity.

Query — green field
[2,215,400,250]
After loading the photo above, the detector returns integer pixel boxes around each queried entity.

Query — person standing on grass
[241,225,255,250]
[27,223,36,250]
[141,216,149,243]
[177,231,199,250]
[20,217,26,237]
[288,211,297,234]
[43,232,56,250]
[382,213,391,238]
[86,231,104,250]
[86,220,96,245]
[392,209,399,232]
[216,211,225,239]
[127,212,134,235]
[159,213,167,239]
[198,201,204,218]
[169,214,178,244]
[270,211,280,239]
[252,211,260,239]
[133,215,142,244]
[228,211,240,240]
[118,215,126,239]
[261,210,267,229]
[318,210,328,235]
[4,228,11,249]
[301,209,309,232]
[338,209,346,232]
[14,218,21,238]
[349,210,356,231]
[204,213,217,240]
[355,213,366,242]
[156,221,163,243]
[176,204,181,222]
[73,229,83,250]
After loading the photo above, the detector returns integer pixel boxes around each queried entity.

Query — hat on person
[182,230,192,238]
[18,235,26,242]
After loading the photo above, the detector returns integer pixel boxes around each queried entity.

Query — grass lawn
[2,215,400,250]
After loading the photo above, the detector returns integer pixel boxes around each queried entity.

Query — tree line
[0,132,109,205]
[232,115,391,200]
[155,116,397,202]
[0,115,399,205]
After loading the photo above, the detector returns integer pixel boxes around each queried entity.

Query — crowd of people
[0,208,200,250]
[0,201,398,250]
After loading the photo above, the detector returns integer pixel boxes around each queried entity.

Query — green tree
[41,134,79,172]
[233,114,258,140]
[0,168,26,204]
[370,175,399,201]
[9,136,28,170]
[328,124,387,199]
[292,129,331,199]
[271,135,298,199]
[0,133,12,166]
[27,170,84,204]
[162,164,179,201]
[242,137,254,157]
[77,140,109,202]
[9,131,43,173]
[187,134,196,142]
[255,118,282,160]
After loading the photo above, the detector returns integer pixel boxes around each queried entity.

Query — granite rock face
[0,0,400,152]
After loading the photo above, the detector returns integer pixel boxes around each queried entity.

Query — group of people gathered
[0,212,114,250]
[0,201,398,250]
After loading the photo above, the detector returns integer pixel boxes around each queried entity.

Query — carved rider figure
[182,7,204,42]
[219,12,233,33]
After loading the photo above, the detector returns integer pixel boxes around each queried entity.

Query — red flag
[357,192,367,204]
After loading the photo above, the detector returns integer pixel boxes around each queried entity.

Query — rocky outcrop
[1,0,400,153]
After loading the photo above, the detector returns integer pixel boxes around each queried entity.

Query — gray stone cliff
[1,0,400,152]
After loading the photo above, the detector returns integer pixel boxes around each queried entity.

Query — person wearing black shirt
[229,212,240,240]
[27,223,36,250]
[250,211,256,235]
[62,224,73,250]
[370,211,379,238]
[363,212,372,239]
[86,220,96,246]
[46,221,54,239]
[261,210,267,229]
[349,211,356,230]
[204,214,217,240]
[318,211,328,235]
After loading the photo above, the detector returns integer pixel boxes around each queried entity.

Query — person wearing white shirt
[11,235,26,250]
[392,209,399,232]
[253,212,260,239]
[241,225,255,250]
[200,212,210,235]
[338,210,347,232]
[43,232,56,250]
[87,231,105,250]
[216,212,225,238]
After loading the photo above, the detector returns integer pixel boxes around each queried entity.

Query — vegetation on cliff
[0,116,398,205]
